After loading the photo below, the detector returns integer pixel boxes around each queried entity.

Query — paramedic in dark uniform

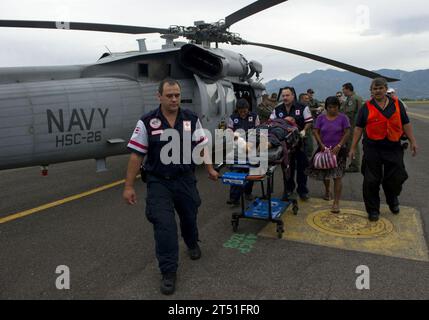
[123,79,219,295]
[270,87,313,201]
[349,77,418,222]
[226,98,260,205]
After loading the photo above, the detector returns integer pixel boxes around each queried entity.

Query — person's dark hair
[342,82,354,91]
[282,86,297,98]
[158,78,181,94]
[236,98,250,110]
[370,77,388,90]
[325,96,341,108]
[298,93,308,101]
[336,91,343,97]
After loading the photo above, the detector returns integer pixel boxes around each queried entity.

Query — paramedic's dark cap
[307,88,314,94]
[236,98,250,109]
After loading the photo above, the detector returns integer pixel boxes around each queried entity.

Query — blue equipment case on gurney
[218,164,298,238]
[245,198,288,219]
[221,172,249,186]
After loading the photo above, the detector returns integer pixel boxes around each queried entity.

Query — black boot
[299,193,310,201]
[389,204,400,214]
[160,272,176,295]
[388,197,400,214]
[188,244,201,260]
[368,211,380,222]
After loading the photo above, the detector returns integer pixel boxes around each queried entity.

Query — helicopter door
[193,75,224,132]
[220,81,236,120]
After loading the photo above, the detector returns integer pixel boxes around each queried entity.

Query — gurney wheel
[276,225,284,239]
[231,217,239,232]
[292,204,299,215]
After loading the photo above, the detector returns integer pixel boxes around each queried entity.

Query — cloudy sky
[0,0,428,81]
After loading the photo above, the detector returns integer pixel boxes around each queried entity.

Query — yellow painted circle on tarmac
[306,209,394,238]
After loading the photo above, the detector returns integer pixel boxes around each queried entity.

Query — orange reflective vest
[365,97,403,142]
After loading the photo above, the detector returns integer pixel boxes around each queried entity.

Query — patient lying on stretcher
[233,116,298,153]
[228,116,299,168]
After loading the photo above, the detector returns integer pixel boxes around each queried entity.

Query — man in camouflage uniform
[299,93,314,158]
[341,82,363,172]
[257,92,278,124]
[306,88,321,119]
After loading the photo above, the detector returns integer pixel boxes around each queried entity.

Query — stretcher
[216,150,299,239]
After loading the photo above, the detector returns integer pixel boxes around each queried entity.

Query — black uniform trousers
[361,143,408,214]
[283,148,309,196]
[145,172,201,274]
[229,168,254,201]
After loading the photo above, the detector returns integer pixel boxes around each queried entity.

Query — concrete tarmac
[1,104,428,299]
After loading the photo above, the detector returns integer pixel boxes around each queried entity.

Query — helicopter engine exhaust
[179,44,250,80]
[180,44,223,79]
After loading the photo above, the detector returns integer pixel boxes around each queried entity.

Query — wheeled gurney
[216,135,299,238]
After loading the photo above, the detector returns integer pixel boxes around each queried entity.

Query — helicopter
[0,0,398,175]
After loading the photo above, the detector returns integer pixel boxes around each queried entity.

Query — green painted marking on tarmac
[223,233,258,254]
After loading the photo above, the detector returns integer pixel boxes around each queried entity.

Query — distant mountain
[264,69,429,100]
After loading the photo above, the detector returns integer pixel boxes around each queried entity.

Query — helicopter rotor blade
[224,0,288,29]
[243,40,400,82]
[0,20,170,34]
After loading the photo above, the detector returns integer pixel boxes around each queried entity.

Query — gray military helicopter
[0,0,398,174]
